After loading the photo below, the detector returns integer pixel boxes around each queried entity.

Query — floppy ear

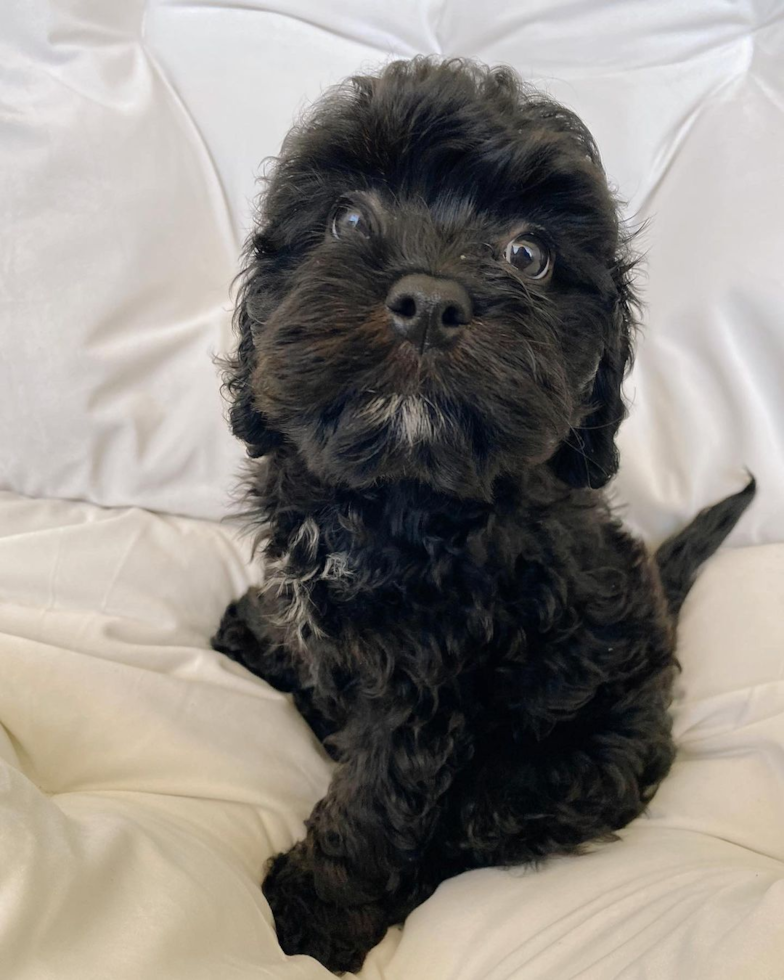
[550,259,637,489]
[221,252,283,458]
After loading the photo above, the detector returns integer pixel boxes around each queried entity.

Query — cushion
[1,0,782,542]
[1,491,782,978]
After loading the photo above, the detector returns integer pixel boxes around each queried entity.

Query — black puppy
[212,58,754,973]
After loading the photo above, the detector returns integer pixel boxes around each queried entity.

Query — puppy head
[226,58,638,497]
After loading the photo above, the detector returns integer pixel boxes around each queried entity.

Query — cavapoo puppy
[212,58,754,973]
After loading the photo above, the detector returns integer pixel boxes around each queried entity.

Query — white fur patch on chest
[261,517,355,647]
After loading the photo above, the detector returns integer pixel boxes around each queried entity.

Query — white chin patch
[361,394,444,447]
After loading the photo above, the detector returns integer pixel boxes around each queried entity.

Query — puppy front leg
[211,589,341,752]
[263,700,470,973]
[211,588,297,689]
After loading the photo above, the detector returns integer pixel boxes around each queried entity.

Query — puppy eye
[331,204,371,240]
[504,235,552,279]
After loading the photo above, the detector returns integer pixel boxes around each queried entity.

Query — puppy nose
[385,274,472,351]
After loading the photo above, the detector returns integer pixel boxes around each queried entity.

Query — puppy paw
[211,601,257,665]
[211,595,300,691]
[263,845,387,975]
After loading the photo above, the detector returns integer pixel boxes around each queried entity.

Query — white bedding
[1,0,783,542]
[2,0,783,977]
[1,492,783,979]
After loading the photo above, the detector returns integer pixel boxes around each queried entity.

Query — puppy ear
[221,251,283,458]
[550,258,637,489]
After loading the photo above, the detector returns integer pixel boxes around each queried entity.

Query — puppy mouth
[358,393,449,448]
[255,300,571,492]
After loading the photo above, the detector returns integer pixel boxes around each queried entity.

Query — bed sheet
[1,491,782,979]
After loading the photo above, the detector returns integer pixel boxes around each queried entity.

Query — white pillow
[1,0,781,543]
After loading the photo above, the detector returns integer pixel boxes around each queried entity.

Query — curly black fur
[211,58,754,974]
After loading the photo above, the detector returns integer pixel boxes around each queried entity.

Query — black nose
[385,274,472,351]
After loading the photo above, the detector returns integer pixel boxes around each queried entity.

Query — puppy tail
[654,473,756,617]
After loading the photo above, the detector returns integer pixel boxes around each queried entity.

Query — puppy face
[229,59,636,497]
